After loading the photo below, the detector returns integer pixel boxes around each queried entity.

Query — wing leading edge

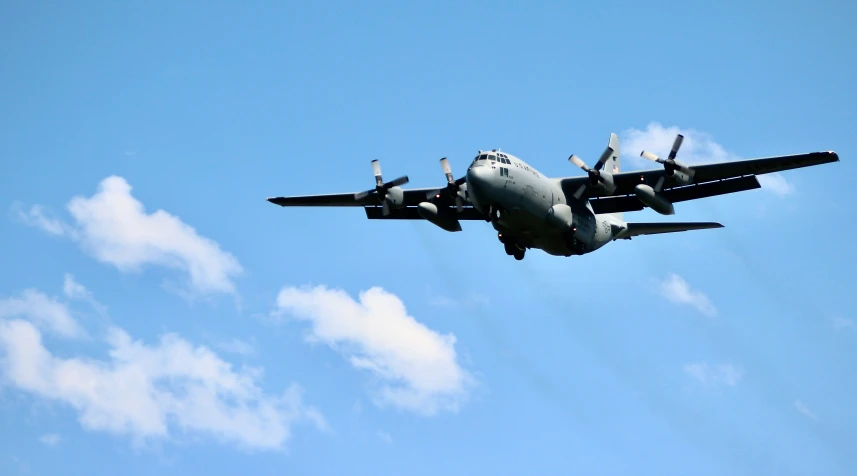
[266,186,446,207]
[559,150,839,214]
[613,221,724,240]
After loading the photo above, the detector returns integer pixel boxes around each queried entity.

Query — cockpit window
[478,154,488,160]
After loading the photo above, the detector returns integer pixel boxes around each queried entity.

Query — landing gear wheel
[504,242,515,255]
[513,249,525,260]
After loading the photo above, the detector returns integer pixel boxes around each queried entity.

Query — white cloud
[756,174,795,197]
[12,203,72,236]
[215,338,257,357]
[428,292,489,309]
[684,362,743,387]
[833,316,856,331]
[377,430,393,444]
[274,285,473,415]
[794,399,817,421]
[39,433,61,446]
[17,176,243,296]
[0,285,324,451]
[62,273,108,315]
[658,273,717,317]
[621,122,794,196]
[0,289,84,338]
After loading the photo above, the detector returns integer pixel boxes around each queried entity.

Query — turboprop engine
[635,133,696,215]
[353,159,409,216]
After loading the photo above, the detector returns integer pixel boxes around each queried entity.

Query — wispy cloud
[684,362,743,387]
[794,399,817,421]
[0,284,324,451]
[14,176,243,296]
[39,434,61,446]
[658,273,717,317]
[274,285,474,416]
[215,338,257,357]
[833,316,856,331]
[377,430,393,444]
[12,203,73,236]
[428,292,489,309]
[62,273,108,316]
[621,122,794,197]
[0,289,84,338]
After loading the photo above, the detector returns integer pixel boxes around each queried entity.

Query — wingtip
[828,151,840,162]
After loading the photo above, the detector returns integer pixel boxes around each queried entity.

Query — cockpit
[469,150,513,168]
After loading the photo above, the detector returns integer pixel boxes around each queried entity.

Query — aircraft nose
[466,165,491,190]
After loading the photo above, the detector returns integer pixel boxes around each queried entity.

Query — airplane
[266,133,839,260]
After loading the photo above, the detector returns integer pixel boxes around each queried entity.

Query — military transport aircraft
[267,133,839,260]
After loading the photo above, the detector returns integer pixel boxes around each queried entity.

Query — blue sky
[2,1,856,474]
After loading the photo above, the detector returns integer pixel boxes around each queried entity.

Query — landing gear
[500,234,526,260]
[564,232,586,255]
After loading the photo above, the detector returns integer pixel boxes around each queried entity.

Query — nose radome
[466,165,491,189]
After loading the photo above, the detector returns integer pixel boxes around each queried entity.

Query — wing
[363,206,485,220]
[613,221,724,240]
[267,187,445,207]
[558,151,839,214]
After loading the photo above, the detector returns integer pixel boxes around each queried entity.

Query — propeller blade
[594,146,614,171]
[573,183,587,200]
[384,175,409,188]
[354,189,373,200]
[654,176,665,193]
[371,160,383,186]
[440,157,454,183]
[455,195,464,213]
[382,200,391,216]
[569,155,589,171]
[640,151,663,163]
[668,134,684,160]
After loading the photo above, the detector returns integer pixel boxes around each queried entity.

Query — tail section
[603,132,622,220]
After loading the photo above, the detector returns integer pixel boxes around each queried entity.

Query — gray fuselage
[464,151,621,256]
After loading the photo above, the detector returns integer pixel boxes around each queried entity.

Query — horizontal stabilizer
[614,221,723,240]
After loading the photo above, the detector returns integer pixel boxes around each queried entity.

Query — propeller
[640,134,685,174]
[354,159,409,215]
[426,157,467,212]
[640,134,690,191]
[568,146,615,199]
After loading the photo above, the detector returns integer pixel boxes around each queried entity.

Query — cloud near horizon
[14,176,243,296]
[621,122,794,197]
[274,285,474,416]
[0,279,325,451]
[684,362,743,387]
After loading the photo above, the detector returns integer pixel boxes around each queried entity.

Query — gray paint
[267,134,840,260]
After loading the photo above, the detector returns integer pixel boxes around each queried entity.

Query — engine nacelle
[634,184,675,215]
[667,167,694,186]
[383,186,405,209]
[417,202,462,232]
[594,171,616,194]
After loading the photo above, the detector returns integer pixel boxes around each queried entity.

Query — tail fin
[604,132,622,220]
